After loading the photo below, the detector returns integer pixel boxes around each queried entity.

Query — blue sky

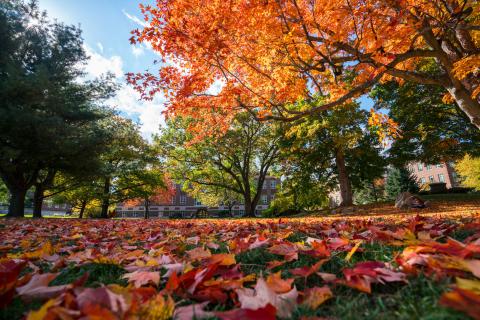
[37,1,374,138]
[38,0,165,139]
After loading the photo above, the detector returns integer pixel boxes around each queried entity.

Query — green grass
[291,275,463,320]
[49,263,127,288]
[0,298,43,320]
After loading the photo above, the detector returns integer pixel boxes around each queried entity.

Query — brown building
[116,176,281,218]
[407,161,460,189]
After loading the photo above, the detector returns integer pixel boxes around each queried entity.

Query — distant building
[407,161,461,189]
[41,201,72,216]
[116,176,281,218]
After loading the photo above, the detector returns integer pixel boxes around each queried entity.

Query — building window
[420,177,426,184]
[436,164,443,168]
[270,180,276,189]
[426,164,432,171]
[195,199,202,206]
[438,174,445,182]
[180,195,187,205]
[417,163,423,171]
[261,195,268,204]
[429,175,435,183]
[262,183,267,189]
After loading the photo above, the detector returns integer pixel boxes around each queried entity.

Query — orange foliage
[123,175,176,207]
[127,0,480,135]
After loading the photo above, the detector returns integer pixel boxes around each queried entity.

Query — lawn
[1,200,480,320]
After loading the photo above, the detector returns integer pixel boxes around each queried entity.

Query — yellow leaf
[345,240,363,261]
[26,299,56,320]
[456,278,480,295]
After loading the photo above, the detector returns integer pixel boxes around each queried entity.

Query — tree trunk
[372,181,378,203]
[447,86,480,129]
[335,149,353,207]
[100,177,111,219]
[32,185,44,218]
[6,188,27,218]
[144,198,150,219]
[244,198,258,218]
[79,200,87,219]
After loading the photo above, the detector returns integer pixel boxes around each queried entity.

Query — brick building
[116,176,281,218]
[407,161,461,189]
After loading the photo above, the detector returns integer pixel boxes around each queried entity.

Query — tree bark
[6,188,27,218]
[32,185,44,218]
[144,198,150,219]
[100,177,111,219]
[79,200,87,219]
[335,149,353,207]
[446,86,480,129]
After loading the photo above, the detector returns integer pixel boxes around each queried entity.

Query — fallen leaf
[302,286,333,310]
[216,303,276,320]
[122,271,160,288]
[236,278,298,318]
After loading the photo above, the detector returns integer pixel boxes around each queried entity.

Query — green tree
[186,184,242,217]
[371,75,480,166]
[0,180,9,205]
[96,117,162,219]
[48,174,99,218]
[156,112,280,217]
[385,167,420,200]
[354,179,386,205]
[456,155,480,190]
[116,167,168,219]
[279,101,385,207]
[0,0,115,217]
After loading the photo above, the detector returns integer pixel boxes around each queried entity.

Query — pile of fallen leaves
[1,211,480,320]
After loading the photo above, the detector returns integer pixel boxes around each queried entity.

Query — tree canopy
[0,0,116,217]
[128,0,480,135]
[156,112,280,217]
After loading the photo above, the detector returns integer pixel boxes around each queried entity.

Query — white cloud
[122,9,148,27]
[131,45,145,58]
[97,42,104,53]
[84,45,123,79]
[108,86,166,139]
[82,45,165,140]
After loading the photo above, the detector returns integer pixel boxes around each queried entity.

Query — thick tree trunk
[79,200,87,219]
[100,177,111,219]
[32,185,44,218]
[335,149,353,207]
[144,198,150,219]
[447,86,480,129]
[6,188,27,218]
[244,198,258,218]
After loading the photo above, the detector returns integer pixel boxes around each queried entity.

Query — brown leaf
[122,271,160,288]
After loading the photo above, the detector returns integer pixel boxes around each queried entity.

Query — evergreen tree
[385,167,419,200]
[0,1,115,217]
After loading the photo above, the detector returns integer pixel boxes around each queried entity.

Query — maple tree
[128,0,480,134]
